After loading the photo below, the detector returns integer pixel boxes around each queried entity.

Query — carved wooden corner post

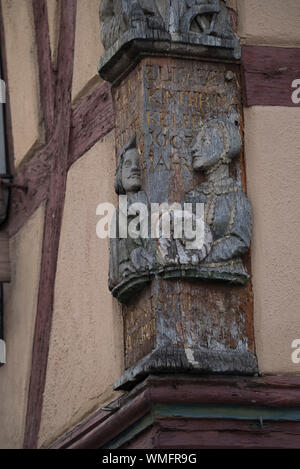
[99,0,258,391]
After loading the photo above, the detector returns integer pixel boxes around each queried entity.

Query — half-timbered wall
[0,0,299,449]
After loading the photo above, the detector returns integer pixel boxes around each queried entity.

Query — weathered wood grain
[112,56,256,386]
[99,0,240,83]
[7,143,51,236]
[32,0,56,140]
[156,419,300,449]
[242,45,300,107]
[123,419,300,449]
[68,81,114,169]
[51,375,300,449]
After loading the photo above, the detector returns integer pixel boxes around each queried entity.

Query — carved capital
[99,0,240,83]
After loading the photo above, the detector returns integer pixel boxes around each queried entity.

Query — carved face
[191,124,226,171]
[121,149,142,194]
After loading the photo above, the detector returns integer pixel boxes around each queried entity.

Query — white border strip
[0,79,6,104]
[0,339,6,364]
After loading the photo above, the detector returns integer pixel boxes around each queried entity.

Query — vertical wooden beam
[32,0,56,141]
[23,0,77,449]
[0,1,15,175]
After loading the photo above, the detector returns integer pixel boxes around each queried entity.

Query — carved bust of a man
[114,138,142,197]
[184,114,252,284]
[109,134,154,301]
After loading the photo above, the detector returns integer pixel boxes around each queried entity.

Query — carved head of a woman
[191,115,241,172]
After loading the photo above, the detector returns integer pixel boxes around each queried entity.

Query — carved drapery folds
[179,0,235,38]
[99,0,126,51]
[99,0,165,50]
[184,115,251,283]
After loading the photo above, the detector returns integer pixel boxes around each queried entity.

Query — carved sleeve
[205,189,252,263]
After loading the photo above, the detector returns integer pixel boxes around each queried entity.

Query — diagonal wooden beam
[68,81,114,169]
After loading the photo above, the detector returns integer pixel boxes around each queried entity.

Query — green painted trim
[102,404,300,449]
[102,413,154,450]
[153,404,300,422]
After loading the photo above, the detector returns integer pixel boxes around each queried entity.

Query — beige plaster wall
[237,0,300,48]
[38,132,123,448]
[0,205,45,449]
[237,0,300,374]
[72,0,104,103]
[2,0,43,169]
[244,107,300,375]
[226,0,237,10]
